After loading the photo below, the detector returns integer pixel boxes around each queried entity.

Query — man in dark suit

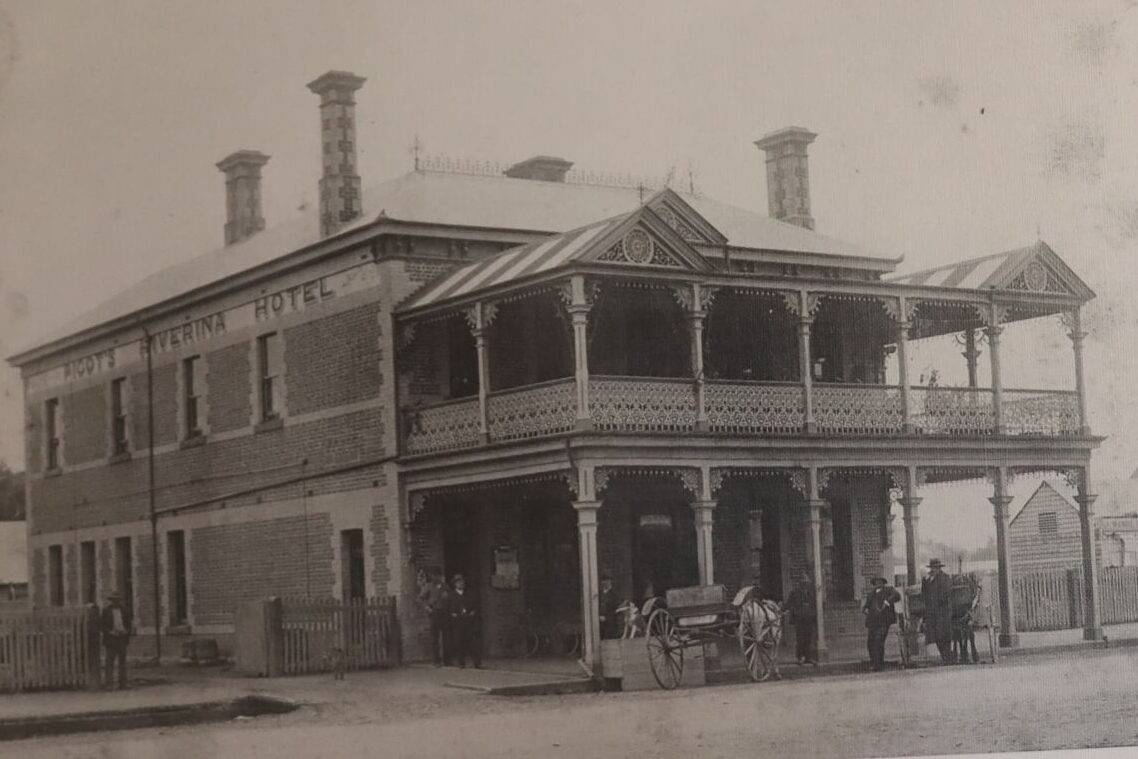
[863,576,901,671]
[100,591,132,690]
[784,570,818,665]
[446,574,481,668]
[417,569,450,666]
[922,558,954,663]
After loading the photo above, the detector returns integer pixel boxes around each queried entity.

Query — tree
[0,461,25,521]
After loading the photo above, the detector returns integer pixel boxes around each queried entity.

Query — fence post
[1065,569,1081,629]
[387,596,402,665]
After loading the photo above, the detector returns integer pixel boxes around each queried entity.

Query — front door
[630,497,698,600]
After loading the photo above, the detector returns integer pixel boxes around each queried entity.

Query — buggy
[644,583,785,689]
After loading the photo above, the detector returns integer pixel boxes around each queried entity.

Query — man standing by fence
[100,591,132,689]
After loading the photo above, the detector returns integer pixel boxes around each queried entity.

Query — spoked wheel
[738,601,775,682]
[646,608,684,689]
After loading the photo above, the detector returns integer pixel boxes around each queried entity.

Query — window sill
[255,416,284,434]
[109,451,132,465]
[44,467,63,479]
[180,434,206,450]
[166,624,192,636]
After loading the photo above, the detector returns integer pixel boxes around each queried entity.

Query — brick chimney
[754,127,817,230]
[504,155,574,182]
[307,70,367,237]
[216,150,270,245]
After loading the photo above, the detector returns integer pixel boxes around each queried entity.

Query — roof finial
[411,134,424,171]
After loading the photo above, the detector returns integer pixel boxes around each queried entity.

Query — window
[341,529,366,603]
[48,544,64,606]
[166,530,188,626]
[1038,512,1058,536]
[257,333,282,421]
[80,541,97,604]
[44,398,60,470]
[182,356,202,438]
[111,378,129,454]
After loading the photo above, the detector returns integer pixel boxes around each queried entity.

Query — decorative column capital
[1074,493,1098,511]
[693,498,717,512]
[989,494,1014,511]
[899,496,922,510]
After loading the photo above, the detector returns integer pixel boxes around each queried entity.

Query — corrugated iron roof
[11,170,883,360]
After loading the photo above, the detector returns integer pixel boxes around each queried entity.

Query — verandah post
[566,275,593,429]
[798,290,816,433]
[808,466,827,660]
[1075,466,1103,641]
[989,467,1018,647]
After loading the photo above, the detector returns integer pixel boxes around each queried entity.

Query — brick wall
[405,259,457,284]
[206,342,252,434]
[64,543,78,605]
[130,362,178,447]
[135,533,158,630]
[31,547,44,607]
[62,384,107,465]
[190,513,334,627]
[28,407,385,535]
[98,539,112,602]
[285,302,383,416]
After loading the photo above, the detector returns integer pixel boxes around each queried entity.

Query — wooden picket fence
[0,606,100,693]
[1012,566,1138,631]
[280,597,399,676]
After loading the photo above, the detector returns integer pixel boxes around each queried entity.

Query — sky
[1,1,1136,548]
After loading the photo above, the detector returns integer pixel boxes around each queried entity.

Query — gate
[279,597,399,676]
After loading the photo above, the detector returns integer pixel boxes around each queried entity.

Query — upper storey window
[44,398,60,470]
[257,332,282,421]
[111,377,129,454]
[182,356,203,438]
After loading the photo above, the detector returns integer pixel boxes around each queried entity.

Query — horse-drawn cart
[644,584,784,689]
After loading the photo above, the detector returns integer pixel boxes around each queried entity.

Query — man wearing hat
[921,558,954,663]
[445,574,481,668]
[100,591,133,689]
[783,570,818,665]
[862,577,901,671]
[416,568,451,667]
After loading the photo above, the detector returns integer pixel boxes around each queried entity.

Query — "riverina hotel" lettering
[141,313,227,357]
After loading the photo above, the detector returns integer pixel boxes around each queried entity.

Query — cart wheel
[646,608,683,689]
[738,601,774,682]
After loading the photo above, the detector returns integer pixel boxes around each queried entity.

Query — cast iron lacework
[403,398,482,455]
[813,385,904,435]
[1001,390,1080,436]
[704,382,804,434]
[589,378,697,432]
[596,229,685,268]
[486,380,576,441]
[909,387,995,435]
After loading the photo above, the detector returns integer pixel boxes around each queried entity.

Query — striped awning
[887,247,1034,290]
[400,215,627,311]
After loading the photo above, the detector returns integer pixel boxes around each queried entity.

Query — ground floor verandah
[401,448,1105,676]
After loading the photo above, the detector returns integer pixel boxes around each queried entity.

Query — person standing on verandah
[784,570,818,665]
[863,576,901,671]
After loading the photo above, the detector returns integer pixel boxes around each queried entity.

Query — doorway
[627,484,698,601]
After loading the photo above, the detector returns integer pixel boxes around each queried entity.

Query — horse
[616,596,661,639]
[949,573,982,665]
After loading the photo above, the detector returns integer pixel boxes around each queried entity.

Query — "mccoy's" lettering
[63,348,116,380]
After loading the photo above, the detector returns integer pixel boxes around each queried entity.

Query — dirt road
[15,647,1138,758]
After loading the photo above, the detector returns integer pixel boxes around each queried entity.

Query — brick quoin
[62,384,107,465]
[24,403,42,474]
[206,342,252,433]
[285,302,383,416]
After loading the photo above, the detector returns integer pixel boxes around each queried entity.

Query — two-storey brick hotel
[8,70,1104,669]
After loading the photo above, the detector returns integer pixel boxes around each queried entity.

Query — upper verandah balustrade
[394,198,1094,456]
